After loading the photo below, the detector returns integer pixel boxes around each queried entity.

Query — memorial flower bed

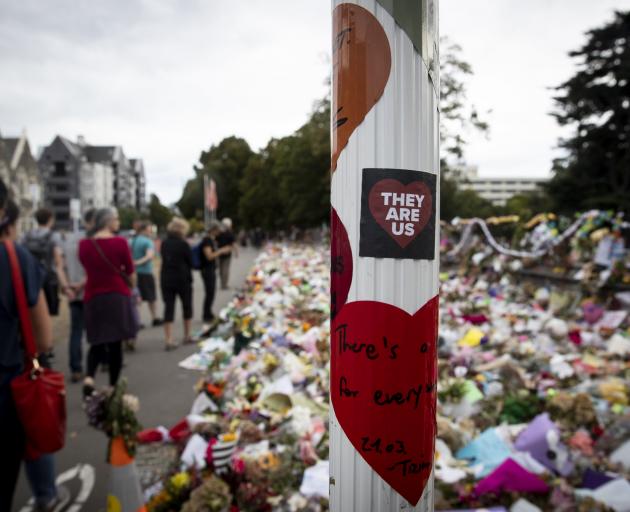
[139,233,630,511]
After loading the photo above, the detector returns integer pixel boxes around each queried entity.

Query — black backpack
[23,231,55,274]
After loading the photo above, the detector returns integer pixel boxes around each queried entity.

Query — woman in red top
[79,208,137,393]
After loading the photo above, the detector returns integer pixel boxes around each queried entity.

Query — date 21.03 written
[360,436,407,455]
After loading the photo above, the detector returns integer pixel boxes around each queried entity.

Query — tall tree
[148,193,173,231]
[272,99,330,228]
[547,11,630,214]
[237,99,331,230]
[118,207,139,230]
[178,137,254,222]
[238,143,280,231]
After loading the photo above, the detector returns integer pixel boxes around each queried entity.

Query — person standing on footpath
[0,181,60,512]
[160,217,194,349]
[130,221,162,327]
[22,208,72,318]
[201,221,231,333]
[58,209,95,383]
[216,217,237,290]
[7,200,68,511]
[79,208,137,395]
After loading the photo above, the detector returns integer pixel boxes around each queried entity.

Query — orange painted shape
[332,3,391,171]
[109,436,134,467]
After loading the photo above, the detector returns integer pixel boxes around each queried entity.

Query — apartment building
[38,135,146,229]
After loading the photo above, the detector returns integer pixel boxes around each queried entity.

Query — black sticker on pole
[359,168,436,260]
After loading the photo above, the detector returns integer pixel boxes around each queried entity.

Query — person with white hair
[79,207,138,393]
[216,217,238,290]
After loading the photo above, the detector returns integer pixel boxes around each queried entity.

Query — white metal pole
[203,174,209,229]
[330,1,439,511]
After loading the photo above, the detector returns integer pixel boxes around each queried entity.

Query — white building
[455,165,548,206]
[80,161,113,209]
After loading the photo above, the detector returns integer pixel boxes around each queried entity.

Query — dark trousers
[201,267,216,322]
[69,301,84,373]
[86,341,123,386]
[162,282,193,322]
[0,370,25,511]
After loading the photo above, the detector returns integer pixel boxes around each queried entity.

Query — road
[13,247,259,512]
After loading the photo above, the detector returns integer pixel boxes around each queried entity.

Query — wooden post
[330,1,439,510]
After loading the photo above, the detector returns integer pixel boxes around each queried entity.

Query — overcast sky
[0,1,626,204]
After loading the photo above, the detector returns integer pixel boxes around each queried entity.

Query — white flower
[122,394,140,413]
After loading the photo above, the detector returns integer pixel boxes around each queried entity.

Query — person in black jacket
[200,221,231,333]
[160,218,193,350]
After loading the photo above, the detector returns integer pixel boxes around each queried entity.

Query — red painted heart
[331,296,439,505]
[331,208,352,320]
[368,179,433,248]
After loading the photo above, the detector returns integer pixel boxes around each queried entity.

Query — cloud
[440,0,623,178]
[0,0,331,203]
[1,0,625,203]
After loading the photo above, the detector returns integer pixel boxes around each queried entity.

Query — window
[54,162,66,177]
[55,184,69,192]
[52,198,68,207]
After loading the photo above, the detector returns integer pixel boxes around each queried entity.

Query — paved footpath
[13,247,259,512]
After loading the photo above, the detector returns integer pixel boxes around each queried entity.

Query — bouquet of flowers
[84,377,142,458]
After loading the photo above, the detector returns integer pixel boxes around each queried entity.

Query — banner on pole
[205,178,218,212]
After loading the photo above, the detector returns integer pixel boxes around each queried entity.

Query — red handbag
[5,240,66,455]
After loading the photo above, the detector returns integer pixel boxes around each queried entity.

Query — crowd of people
[0,178,238,511]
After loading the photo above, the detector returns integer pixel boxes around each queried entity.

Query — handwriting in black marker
[386,459,432,477]
[360,436,407,455]
[383,336,399,360]
[334,27,352,52]
[340,376,359,398]
[373,382,437,409]
[331,254,344,274]
[334,106,348,130]
[335,325,400,361]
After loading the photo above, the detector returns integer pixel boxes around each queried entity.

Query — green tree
[148,193,173,231]
[117,207,139,230]
[503,191,554,221]
[237,99,330,230]
[238,145,280,231]
[547,11,630,214]
[273,99,330,228]
[178,137,254,223]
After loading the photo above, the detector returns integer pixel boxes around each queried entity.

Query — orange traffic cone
[107,437,146,512]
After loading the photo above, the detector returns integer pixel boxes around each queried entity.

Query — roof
[84,145,118,163]
[2,138,19,161]
[57,136,83,157]
[0,135,36,171]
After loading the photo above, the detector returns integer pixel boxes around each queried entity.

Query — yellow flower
[170,472,191,491]
[258,451,280,471]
